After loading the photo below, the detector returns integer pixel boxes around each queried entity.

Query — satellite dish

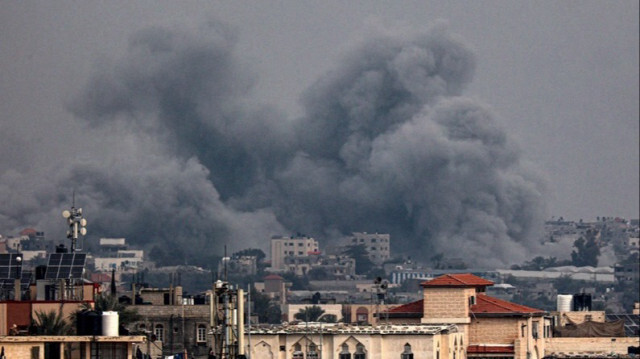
[79,227,87,236]
[62,210,71,218]
[80,218,87,226]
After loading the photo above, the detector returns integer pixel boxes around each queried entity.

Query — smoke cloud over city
[0,21,546,266]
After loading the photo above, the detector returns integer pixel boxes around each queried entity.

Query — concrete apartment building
[270,235,319,272]
[346,232,390,264]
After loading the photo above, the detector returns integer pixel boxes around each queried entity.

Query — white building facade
[270,236,319,271]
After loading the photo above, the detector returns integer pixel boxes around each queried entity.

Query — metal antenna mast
[62,194,87,252]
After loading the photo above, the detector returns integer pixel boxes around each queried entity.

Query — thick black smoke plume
[0,22,545,266]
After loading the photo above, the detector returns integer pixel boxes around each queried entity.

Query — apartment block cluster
[268,232,390,277]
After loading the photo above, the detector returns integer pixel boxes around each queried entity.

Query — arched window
[339,344,351,359]
[197,324,207,342]
[308,343,319,359]
[401,343,414,359]
[154,324,164,342]
[354,344,366,359]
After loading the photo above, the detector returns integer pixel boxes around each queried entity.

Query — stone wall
[470,317,519,344]
[545,337,640,355]
[422,287,473,324]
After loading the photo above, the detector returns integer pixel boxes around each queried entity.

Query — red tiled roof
[264,274,284,280]
[421,273,494,287]
[19,228,37,236]
[467,345,514,354]
[384,294,544,317]
[388,299,423,314]
[471,293,545,315]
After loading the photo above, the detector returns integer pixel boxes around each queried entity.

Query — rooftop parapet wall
[545,337,640,355]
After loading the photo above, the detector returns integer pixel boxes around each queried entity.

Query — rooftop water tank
[557,294,573,312]
[101,311,119,336]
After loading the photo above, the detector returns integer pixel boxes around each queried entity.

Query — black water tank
[573,293,592,311]
[35,265,47,280]
[55,244,68,253]
[77,311,102,335]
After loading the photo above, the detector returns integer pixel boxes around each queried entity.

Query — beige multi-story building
[346,232,390,264]
[270,236,319,272]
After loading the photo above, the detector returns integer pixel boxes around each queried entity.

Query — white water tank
[557,294,573,312]
[102,311,119,336]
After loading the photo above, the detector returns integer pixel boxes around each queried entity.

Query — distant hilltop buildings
[267,232,390,277]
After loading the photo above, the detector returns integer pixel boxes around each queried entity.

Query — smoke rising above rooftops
[0,21,546,266]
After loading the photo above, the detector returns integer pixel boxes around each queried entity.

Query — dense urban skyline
[1,2,638,266]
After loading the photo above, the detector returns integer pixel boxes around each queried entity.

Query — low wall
[545,337,640,355]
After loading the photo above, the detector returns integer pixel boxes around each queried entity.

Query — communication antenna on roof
[223,245,229,282]
[62,193,87,252]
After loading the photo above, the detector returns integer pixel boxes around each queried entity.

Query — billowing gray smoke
[0,21,545,267]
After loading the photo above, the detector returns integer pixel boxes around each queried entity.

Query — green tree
[91,294,141,326]
[34,310,72,335]
[251,287,282,324]
[342,244,374,275]
[294,305,325,322]
[553,274,585,294]
[571,230,600,267]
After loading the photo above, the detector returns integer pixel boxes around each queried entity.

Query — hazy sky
[0,1,638,263]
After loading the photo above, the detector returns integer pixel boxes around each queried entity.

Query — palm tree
[294,305,325,322]
[81,293,141,326]
[34,310,72,335]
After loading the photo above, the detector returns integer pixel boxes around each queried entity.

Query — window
[532,321,539,339]
[197,324,207,342]
[298,243,303,246]
[154,324,164,342]
[293,343,304,359]
[308,344,319,359]
[401,343,414,359]
[354,344,366,359]
[339,344,351,359]
[468,296,476,306]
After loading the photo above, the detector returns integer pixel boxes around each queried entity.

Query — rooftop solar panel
[45,253,86,280]
[0,271,32,290]
[606,313,640,337]
[0,254,23,279]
